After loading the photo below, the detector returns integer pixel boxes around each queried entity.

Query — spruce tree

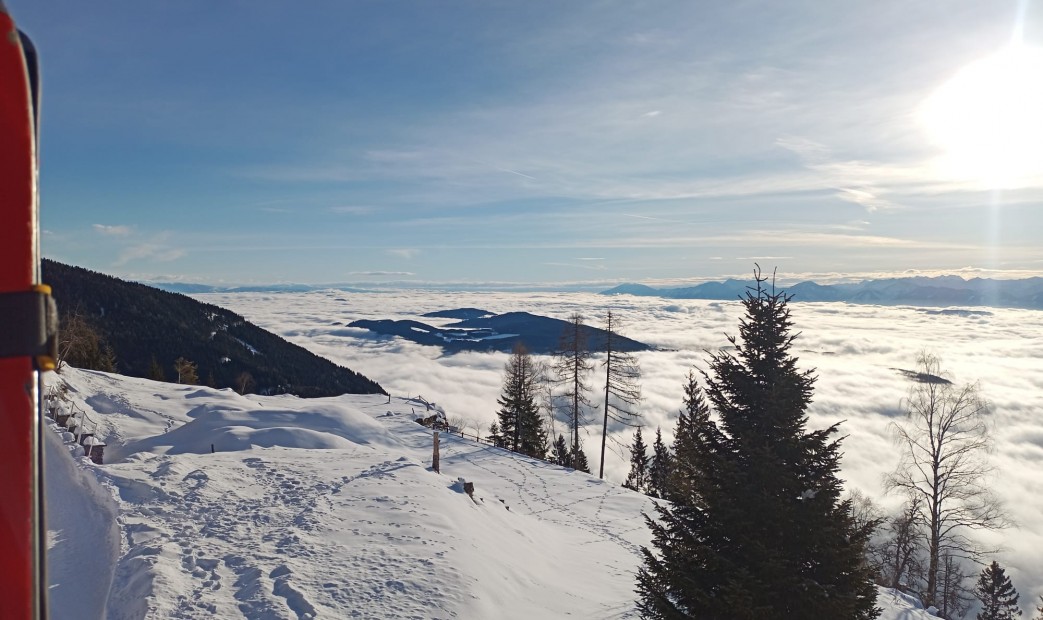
[495,342,547,459]
[623,426,650,492]
[637,268,879,619]
[974,561,1021,620]
[551,434,571,467]
[646,427,672,499]
[667,371,711,501]
[489,422,505,448]
[148,355,166,382]
[571,441,591,474]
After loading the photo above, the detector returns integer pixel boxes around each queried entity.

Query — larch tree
[495,342,547,459]
[637,268,879,619]
[885,352,1009,610]
[173,357,198,385]
[555,313,593,466]
[623,426,650,493]
[973,561,1021,620]
[598,310,642,479]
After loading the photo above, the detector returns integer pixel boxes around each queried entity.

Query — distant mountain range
[601,276,1043,309]
[150,282,372,294]
[349,308,651,354]
[43,260,384,397]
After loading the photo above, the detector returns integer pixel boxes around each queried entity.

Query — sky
[11,1,1043,286]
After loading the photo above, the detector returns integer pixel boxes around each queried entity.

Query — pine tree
[974,561,1021,620]
[148,355,166,382]
[1034,594,1043,620]
[667,371,711,501]
[495,342,548,459]
[623,427,650,492]
[646,427,672,499]
[550,434,571,467]
[637,267,879,619]
[571,441,591,474]
[489,422,505,448]
[598,310,641,478]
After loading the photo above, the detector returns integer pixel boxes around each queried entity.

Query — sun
[920,45,1043,189]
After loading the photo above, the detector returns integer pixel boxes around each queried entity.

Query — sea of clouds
[197,289,1043,606]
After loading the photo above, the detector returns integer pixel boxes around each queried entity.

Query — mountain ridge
[42,259,385,397]
[602,275,1043,309]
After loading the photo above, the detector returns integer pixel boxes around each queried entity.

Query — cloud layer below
[197,289,1043,605]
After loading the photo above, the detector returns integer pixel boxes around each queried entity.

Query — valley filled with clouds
[198,289,1043,602]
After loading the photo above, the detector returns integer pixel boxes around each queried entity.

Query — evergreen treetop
[646,427,672,500]
[974,561,1022,620]
[637,267,879,619]
[495,342,547,459]
[623,426,650,493]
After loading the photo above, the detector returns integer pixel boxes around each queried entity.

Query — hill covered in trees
[42,260,384,397]
[350,308,651,354]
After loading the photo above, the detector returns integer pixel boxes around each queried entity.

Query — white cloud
[196,287,1043,602]
[113,233,185,266]
[93,224,133,236]
[330,206,377,215]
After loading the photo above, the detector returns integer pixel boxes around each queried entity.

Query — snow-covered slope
[46,367,935,618]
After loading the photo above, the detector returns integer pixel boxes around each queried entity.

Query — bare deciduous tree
[878,496,925,591]
[235,371,255,395]
[173,357,198,385]
[598,310,641,478]
[554,313,593,463]
[56,310,116,373]
[885,352,1010,610]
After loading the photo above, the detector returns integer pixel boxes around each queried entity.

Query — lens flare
[920,45,1043,189]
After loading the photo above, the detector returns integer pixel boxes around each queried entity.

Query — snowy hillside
[47,367,933,618]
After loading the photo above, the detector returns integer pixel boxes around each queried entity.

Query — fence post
[432,431,440,473]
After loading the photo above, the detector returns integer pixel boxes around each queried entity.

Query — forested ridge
[42,259,384,397]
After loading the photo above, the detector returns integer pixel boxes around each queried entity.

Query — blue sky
[12,1,1043,286]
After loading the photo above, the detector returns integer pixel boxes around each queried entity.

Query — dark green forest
[43,259,384,397]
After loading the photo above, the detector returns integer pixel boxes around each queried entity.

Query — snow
[876,587,941,619]
[44,420,120,618]
[45,366,938,618]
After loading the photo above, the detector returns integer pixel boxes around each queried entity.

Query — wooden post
[432,431,440,473]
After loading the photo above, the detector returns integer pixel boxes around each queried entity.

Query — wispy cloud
[93,224,133,236]
[113,232,185,266]
[350,271,416,277]
[330,206,378,215]
[387,248,420,259]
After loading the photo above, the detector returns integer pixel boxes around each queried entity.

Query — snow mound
[108,403,402,461]
[43,367,944,619]
[876,586,939,619]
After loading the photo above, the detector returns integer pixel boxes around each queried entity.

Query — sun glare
[921,45,1043,189]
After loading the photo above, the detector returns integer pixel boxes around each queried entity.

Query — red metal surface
[0,6,40,619]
